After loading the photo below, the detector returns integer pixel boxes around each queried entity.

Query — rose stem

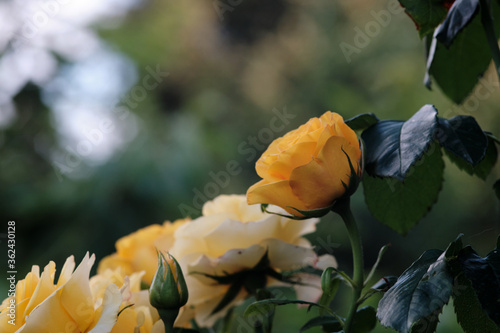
[333,197,364,333]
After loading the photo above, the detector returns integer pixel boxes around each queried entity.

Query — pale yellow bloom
[171,195,337,326]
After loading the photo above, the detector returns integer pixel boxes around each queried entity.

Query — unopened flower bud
[149,252,188,311]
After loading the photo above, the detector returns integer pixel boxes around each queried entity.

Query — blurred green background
[0,0,499,332]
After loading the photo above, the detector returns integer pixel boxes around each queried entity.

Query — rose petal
[202,194,265,222]
[189,244,267,278]
[88,284,122,333]
[289,136,360,210]
[264,239,317,270]
[202,218,280,257]
[266,141,316,181]
[24,262,56,317]
[247,179,308,215]
[292,273,322,303]
[316,254,338,270]
[59,253,96,331]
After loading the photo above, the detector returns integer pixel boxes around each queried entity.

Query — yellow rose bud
[247,111,361,216]
[150,252,188,310]
[149,252,188,332]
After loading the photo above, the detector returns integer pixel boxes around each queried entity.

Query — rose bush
[247,111,361,216]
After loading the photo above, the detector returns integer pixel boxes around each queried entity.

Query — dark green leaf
[427,9,493,104]
[352,306,377,333]
[494,179,500,201]
[362,105,438,180]
[371,276,398,292]
[444,237,500,333]
[299,315,342,332]
[410,310,441,333]
[377,249,453,333]
[363,144,444,235]
[398,0,450,37]
[447,249,500,332]
[345,113,379,131]
[435,0,480,47]
[245,299,330,319]
[459,247,500,326]
[445,135,498,180]
[444,234,464,259]
[408,312,441,333]
[436,116,488,165]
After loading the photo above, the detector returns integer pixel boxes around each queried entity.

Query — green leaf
[398,0,450,38]
[352,306,377,333]
[245,299,332,319]
[494,179,500,200]
[448,252,500,332]
[371,276,398,292]
[362,105,438,181]
[345,113,379,131]
[299,315,342,332]
[444,234,464,259]
[427,8,493,104]
[363,144,444,235]
[444,237,500,332]
[435,0,480,47]
[319,268,341,314]
[445,134,498,180]
[377,249,453,333]
[409,312,441,333]
[458,247,500,326]
[436,116,488,165]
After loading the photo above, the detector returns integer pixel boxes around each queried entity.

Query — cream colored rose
[171,194,337,326]
[0,253,122,333]
[98,219,189,285]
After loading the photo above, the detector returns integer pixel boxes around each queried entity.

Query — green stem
[332,198,364,333]
[158,309,179,333]
[480,0,500,81]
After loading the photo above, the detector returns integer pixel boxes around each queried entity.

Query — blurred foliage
[1,0,499,332]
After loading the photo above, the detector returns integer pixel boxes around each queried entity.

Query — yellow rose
[0,253,122,333]
[91,269,163,333]
[98,219,189,285]
[170,195,337,326]
[247,111,361,216]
